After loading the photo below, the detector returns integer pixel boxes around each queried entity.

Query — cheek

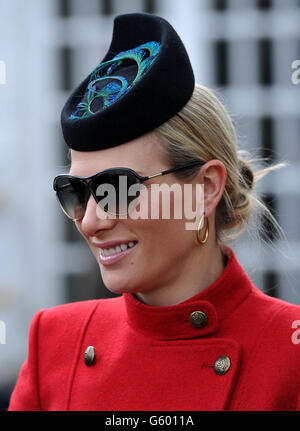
[128,186,196,248]
[131,217,191,253]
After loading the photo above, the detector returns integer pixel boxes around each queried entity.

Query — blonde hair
[155,83,288,245]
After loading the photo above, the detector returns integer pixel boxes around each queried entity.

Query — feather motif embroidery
[69,41,161,120]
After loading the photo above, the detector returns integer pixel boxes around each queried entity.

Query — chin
[105,286,138,297]
[101,274,138,296]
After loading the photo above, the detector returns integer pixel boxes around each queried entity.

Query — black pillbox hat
[61,13,195,151]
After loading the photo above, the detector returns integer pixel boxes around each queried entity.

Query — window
[214,40,229,86]
[258,38,273,85]
[263,271,278,298]
[59,46,72,91]
[260,117,275,163]
[58,0,71,17]
[213,0,227,10]
[261,193,278,242]
[256,0,272,9]
[144,0,156,14]
[65,268,116,303]
[100,0,113,16]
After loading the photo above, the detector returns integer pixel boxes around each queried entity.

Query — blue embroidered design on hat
[69,41,161,120]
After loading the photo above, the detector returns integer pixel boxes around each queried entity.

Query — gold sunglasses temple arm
[140,162,203,182]
[146,172,163,180]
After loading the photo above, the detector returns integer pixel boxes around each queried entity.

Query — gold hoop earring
[197,213,209,244]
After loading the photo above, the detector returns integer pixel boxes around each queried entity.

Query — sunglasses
[53,161,204,220]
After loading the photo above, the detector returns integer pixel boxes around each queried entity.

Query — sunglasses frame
[53,161,205,220]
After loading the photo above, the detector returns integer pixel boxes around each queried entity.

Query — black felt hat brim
[61,13,195,151]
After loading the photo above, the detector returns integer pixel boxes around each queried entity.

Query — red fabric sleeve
[7,310,44,411]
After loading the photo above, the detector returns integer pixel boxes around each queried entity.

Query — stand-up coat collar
[123,246,252,340]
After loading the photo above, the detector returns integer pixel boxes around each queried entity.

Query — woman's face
[70,132,204,298]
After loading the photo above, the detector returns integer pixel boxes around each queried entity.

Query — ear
[197,160,227,217]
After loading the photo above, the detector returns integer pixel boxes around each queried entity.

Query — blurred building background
[0,0,299,410]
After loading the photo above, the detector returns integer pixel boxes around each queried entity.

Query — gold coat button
[189,310,208,328]
[84,346,95,366]
[214,356,231,375]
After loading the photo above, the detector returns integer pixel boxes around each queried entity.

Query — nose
[79,194,117,237]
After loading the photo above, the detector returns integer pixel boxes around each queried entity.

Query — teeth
[100,241,137,257]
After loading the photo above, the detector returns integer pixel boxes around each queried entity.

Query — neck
[134,242,227,307]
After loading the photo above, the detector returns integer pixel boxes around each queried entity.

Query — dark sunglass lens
[93,170,140,215]
[55,177,89,220]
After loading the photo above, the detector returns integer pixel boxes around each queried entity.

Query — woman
[8,13,300,411]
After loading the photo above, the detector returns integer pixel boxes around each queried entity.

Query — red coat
[7,247,300,411]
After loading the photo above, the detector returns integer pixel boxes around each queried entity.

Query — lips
[97,241,138,265]
[93,239,138,249]
[100,241,137,255]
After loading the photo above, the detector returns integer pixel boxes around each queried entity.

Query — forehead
[69,132,165,176]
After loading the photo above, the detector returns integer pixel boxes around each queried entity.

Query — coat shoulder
[230,286,300,410]
[37,296,123,339]
[247,286,300,352]
[250,285,300,321]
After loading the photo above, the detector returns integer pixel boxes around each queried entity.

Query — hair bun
[238,158,254,190]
